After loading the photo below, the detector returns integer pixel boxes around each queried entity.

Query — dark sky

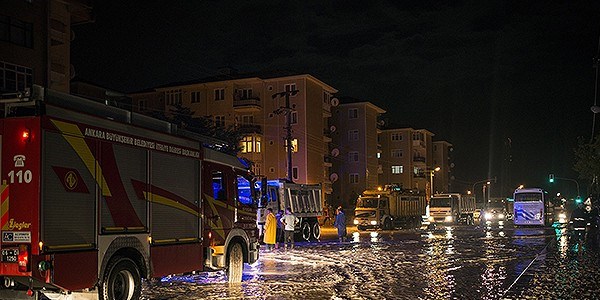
[71,0,600,197]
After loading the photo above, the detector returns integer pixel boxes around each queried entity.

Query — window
[349,173,359,184]
[377,152,381,159]
[348,151,359,162]
[215,115,225,128]
[413,132,424,141]
[165,89,182,106]
[0,61,32,92]
[237,175,253,205]
[240,135,261,153]
[241,115,254,126]
[214,88,225,101]
[252,163,262,176]
[138,99,147,111]
[285,138,298,152]
[391,133,402,141]
[290,111,298,124]
[348,130,359,141]
[391,149,403,158]
[349,108,358,119]
[391,165,403,174]
[212,171,226,201]
[323,92,331,104]
[240,88,253,99]
[191,91,201,103]
[0,16,33,48]
[292,167,299,180]
[284,83,297,95]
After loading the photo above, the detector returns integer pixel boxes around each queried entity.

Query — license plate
[1,248,19,263]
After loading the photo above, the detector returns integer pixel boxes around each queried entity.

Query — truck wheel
[100,256,141,300]
[301,222,311,241]
[227,243,244,283]
[383,219,392,230]
[312,222,321,240]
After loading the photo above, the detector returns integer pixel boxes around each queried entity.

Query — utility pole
[272,89,299,182]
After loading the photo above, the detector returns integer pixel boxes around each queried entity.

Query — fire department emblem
[65,171,78,190]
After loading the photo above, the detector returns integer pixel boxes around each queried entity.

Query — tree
[574,135,600,196]
[167,104,242,155]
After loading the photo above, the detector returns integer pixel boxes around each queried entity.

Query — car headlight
[353,220,359,225]
[485,212,493,220]
[559,213,567,219]
[444,216,453,222]
[370,220,377,225]
[498,214,504,219]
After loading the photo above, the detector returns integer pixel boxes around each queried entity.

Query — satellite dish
[330,97,339,107]
[330,173,339,183]
[331,148,339,157]
[329,125,336,132]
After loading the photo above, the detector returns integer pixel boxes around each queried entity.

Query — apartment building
[330,99,385,208]
[129,72,338,197]
[378,128,435,192]
[432,140,453,193]
[0,0,92,95]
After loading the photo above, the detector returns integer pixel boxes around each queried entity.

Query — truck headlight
[498,214,504,219]
[485,212,493,220]
[353,220,359,225]
[444,216,453,222]
[428,216,434,222]
[370,220,377,225]
[559,213,567,219]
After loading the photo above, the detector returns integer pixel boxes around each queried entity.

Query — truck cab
[354,195,391,230]
[428,194,476,225]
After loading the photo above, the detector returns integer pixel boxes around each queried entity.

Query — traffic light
[575,196,582,204]
[549,174,555,183]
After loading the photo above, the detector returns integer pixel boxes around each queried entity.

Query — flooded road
[142,224,570,299]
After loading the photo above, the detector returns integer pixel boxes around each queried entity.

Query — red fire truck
[0,86,259,299]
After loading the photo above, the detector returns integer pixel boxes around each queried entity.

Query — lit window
[391,166,403,174]
[377,152,381,159]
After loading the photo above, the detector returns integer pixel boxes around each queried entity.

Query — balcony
[323,128,333,142]
[237,124,262,134]
[412,139,425,148]
[233,97,261,112]
[413,173,427,178]
[413,156,426,163]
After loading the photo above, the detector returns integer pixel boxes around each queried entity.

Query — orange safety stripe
[1,184,9,230]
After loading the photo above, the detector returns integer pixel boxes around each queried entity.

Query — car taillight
[18,244,29,272]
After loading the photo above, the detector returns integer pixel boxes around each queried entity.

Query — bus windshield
[430,197,451,207]
[356,197,380,208]
[514,193,543,202]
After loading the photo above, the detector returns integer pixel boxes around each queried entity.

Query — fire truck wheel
[100,256,141,300]
[301,222,311,241]
[312,222,321,240]
[227,243,244,283]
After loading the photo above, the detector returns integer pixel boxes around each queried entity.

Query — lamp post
[429,166,441,196]
[272,89,299,182]
[471,177,497,205]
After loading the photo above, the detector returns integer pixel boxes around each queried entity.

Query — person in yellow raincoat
[263,208,277,251]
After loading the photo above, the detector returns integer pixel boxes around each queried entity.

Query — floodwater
[142,225,587,300]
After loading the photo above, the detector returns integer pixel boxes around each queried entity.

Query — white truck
[427,193,476,225]
[354,187,426,230]
[256,179,323,241]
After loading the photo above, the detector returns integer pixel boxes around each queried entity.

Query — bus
[513,188,554,226]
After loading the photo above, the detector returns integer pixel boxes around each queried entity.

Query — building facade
[0,0,92,96]
[378,128,435,192]
[129,73,338,198]
[330,100,385,208]
[432,140,453,193]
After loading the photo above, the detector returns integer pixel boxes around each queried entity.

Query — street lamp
[429,166,441,196]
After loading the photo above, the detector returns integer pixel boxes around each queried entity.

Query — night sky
[71,1,600,197]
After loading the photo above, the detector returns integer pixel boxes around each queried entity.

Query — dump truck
[256,179,323,241]
[428,193,476,225]
[354,186,426,230]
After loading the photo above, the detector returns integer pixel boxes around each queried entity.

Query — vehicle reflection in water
[481,228,508,299]
[421,229,455,299]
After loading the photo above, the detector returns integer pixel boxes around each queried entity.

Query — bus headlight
[444,216,453,222]
[485,212,493,220]
[353,220,359,225]
[370,220,377,225]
